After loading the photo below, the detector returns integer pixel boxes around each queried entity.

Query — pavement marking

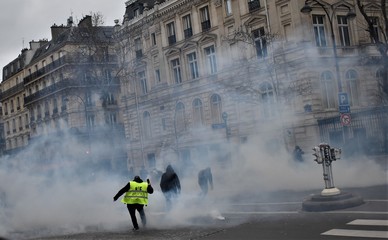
[325,211,388,215]
[348,219,388,226]
[322,229,388,239]
[226,202,301,206]
[223,211,299,215]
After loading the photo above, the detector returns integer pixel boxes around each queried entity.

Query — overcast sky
[0,0,126,82]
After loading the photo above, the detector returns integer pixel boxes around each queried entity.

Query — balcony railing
[248,0,260,12]
[201,20,211,32]
[184,28,193,39]
[23,77,120,105]
[0,82,24,101]
[23,54,118,85]
[168,35,177,45]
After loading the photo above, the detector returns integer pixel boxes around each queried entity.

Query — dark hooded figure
[198,167,213,197]
[159,165,181,210]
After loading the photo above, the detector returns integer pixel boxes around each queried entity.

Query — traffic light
[330,148,341,160]
[312,146,323,163]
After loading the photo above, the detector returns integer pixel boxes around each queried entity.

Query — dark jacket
[198,167,213,188]
[160,165,181,194]
[113,176,154,202]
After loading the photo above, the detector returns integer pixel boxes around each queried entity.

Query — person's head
[133,175,142,182]
[166,164,174,173]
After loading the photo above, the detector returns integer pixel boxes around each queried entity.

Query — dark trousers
[126,204,146,229]
[199,183,208,197]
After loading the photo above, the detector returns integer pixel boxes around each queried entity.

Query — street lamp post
[222,112,229,141]
[301,0,356,93]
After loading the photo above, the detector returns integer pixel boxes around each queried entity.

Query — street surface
[4,184,383,240]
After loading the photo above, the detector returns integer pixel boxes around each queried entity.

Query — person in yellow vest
[113,175,154,231]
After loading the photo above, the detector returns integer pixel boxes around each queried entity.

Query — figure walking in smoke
[293,145,304,162]
[198,167,213,197]
[160,164,181,211]
[113,175,154,231]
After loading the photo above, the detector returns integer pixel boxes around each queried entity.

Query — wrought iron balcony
[184,28,193,39]
[201,20,211,32]
[168,35,176,45]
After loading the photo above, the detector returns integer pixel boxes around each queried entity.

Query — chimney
[78,15,92,27]
[51,24,69,42]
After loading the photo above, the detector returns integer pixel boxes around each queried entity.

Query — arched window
[175,102,185,132]
[210,94,222,123]
[192,98,204,127]
[260,81,276,118]
[345,69,359,106]
[320,71,335,108]
[143,111,152,139]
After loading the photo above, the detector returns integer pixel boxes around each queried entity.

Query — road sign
[340,113,351,126]
[339,105,350,113]
[338,92,349,106]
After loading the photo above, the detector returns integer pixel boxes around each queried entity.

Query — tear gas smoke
[0,122,385,239]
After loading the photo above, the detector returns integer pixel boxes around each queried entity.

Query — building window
[4,103,8,115]
[19,116,23,131]
[200,6,211,31]
[345,69,359,106]
[16,97,20,110]
[225,0,232,15]
[10,100,14,113]
[183,14,193,39]
[151,33,156,46]
[337,16,350,46]
[369,17,380,43]
[143,111,152,139]
[260,82,276,118]
[87,114,95,130]
[138,71,148,94]
[167,22,176,45]
[134,8,140,17]
[204,45,217,74]
[210,94,222,124]
[248,0,260,12]
[155,69,161,84]
[313,15,327,47]
[192,98,204,127]
[12,119,16,133]
[321,71,335,108]
[175,102,185,132]
[171,58,182,84]
[135,38,142,59]
[253,27,268,58]
[106,112,117,125]
[162,117,167,131]
[85,91,93,106]
[187,52,199,79]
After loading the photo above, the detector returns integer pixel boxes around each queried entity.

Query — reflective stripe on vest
[121,181,148,205]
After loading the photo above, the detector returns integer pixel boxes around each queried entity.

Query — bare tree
[356,0,388,102]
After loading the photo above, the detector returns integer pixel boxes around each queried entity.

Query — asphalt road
[6,185,388,240]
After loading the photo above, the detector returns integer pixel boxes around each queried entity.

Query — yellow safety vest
[121,181,149,205]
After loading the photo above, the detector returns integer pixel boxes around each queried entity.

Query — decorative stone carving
[214,0,222,7]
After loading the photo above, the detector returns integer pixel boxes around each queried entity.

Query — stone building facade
[1,16,127,173]
[1,0,386,174]
[1,41,45,154]
[115,0,387,172]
